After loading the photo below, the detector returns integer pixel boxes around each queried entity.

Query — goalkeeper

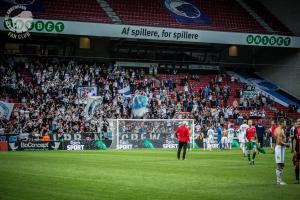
[175,121,190,160]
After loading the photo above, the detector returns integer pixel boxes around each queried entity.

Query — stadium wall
[255,48,300,99]
[220,46,254,68]
[74,38,111,59]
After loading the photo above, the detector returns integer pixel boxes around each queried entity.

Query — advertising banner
[7,140,111,151]
[1,17,300,47]
[8,141,52,151]
[117,120,189,149]
[242,91,258,99]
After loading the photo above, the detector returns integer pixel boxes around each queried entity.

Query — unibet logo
[262,36,269,45]
[246,35,291,47]
[45,21,54,32]
[5,20,64,33]
[35,21,44,31]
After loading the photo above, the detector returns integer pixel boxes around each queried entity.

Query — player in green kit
[245,120,257,165]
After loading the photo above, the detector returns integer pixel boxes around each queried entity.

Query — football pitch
[0,149,299,200]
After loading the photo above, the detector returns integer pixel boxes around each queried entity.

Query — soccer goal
[107,119,195,150]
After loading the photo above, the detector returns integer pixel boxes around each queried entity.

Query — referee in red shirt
[175,121,190,160]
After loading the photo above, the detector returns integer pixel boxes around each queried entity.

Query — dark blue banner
[7,140,111,151]
[0,0,44,12]
[161,0,212,25]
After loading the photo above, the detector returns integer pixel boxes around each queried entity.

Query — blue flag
[132,95,148,118]
[161,0,212,25]
[118,86,131,95]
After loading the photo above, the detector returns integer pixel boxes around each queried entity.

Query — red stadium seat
[35,0,111,23]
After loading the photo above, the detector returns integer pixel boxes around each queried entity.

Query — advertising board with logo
[8,141,51,151]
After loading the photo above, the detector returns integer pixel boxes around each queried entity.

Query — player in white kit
[240,120,249,156]
[207,125,215,151]
[228,125,235,149]
[274,118,289,185]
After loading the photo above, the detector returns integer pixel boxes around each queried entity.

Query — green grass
[0,149,299,200]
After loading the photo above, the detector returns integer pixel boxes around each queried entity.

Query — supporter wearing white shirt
[21,97,27,104]
[113,81,118,88]
[184,84,188,93]
[24,110,30,119]
[154,65,158,75]
[231,76,235,82]
[13,109,19,117]
[0,126,4,135]
[192,102,198,112]
[104,84,109,91]
[19,109,25,116]
[261,109,266,118]
[218,75,222,83]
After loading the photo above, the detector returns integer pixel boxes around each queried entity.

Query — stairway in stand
[97,0,122,24]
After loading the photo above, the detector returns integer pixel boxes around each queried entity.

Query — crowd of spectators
[0,57,296,139]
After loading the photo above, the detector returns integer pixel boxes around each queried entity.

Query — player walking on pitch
[207,125,215,151]
[245,120,257,165]
[228,125,235,149]
[270,120,277,153]
[292,118,300,184]
[221,128,228,150]
[240,120,249,156]
[202,126,208,150]
[274,118,289,185]
[175,121,190,160]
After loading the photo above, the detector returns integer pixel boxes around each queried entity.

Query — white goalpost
[106,119,195,150]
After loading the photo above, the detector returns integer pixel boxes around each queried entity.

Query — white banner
[1,17,300,48]
[0,101,14,120]
[84,96,102,121]
[77,87,97,97]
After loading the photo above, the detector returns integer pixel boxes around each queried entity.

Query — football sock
[247,154,251,161]
[252,152,256,160]
[295,167,299,181]
[276,168,283,183]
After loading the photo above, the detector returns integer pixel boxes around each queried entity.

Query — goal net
[107,119,195,150]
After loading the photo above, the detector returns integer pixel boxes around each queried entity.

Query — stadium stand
[34,0,111,23]
[106,0,268,33]
[0,57,298,136]
[243,0,294,35]
[0,0,293,35]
